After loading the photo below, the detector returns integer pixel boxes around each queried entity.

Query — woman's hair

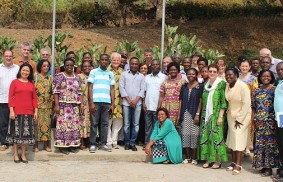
[208,64,219,72]
[83,52,92,60]
[36,59,51,73]
[258,70,275,85]
[17,63,34,82]
[80,59,94,69]
[185,68,198,81]
[167,61,180,73]
[225,67,239,78]
[139,62,148,70]
[66,51,76,58]
[197,56,208,66]
[239,58,251,66]
[156,107,170,119]
[64,58,75,66]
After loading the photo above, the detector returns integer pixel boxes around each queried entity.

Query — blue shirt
[275,80,283,124]
[88,67,115,104]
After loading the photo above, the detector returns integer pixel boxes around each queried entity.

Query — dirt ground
[1,17,283,61]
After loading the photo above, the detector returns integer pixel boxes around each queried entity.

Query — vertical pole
[160,0,166,71]
[51,0,56,76]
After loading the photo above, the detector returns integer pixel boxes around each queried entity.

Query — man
[251,58,261,77]
[88,54,115,153]
[119,57,145,151]
[180,57,192,82]
[107,53,124,149]
[274,62,283,181]
[260,56,272,71]
[260,48,282,78]
[14,42,36,73]
[191,51,202,69]
[143,60,166,147]
[144,48,153,74]
[162,56,173,75]
[0,50,19,151]
[40,48,50,60]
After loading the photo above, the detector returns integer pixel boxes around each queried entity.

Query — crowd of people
[1,42,283,179]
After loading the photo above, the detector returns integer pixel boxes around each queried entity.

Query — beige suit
[225,79,251,151]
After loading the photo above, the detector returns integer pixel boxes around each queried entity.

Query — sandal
[202,161,211,168]
[212,162,222,169]
[232,165,242,175]
[33,148,39,152]
[59,148,69,155]
[45,147,52,152]
[261,168,272,177]
[226,162,236,171]
[163,160,170,164]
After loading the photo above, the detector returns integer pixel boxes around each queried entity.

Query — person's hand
[79,104,84,115]
[89,102,96,113]
[109,105,114,114]
[9,111,15,120]
[130,99,138,108]
[145,145,151,155]
[217,117,222,126]
[234,120,243,129]
[194,115,200,125]
[143,103,147,113]
[55,105,60,114]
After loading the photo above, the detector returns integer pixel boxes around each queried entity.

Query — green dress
[198,80,228,162]
[150,118,182,164]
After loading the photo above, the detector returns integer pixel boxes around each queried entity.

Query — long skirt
[54,103,81,148]
[182,110,199,149]
[152,140,169,163]
[35,108,52,141]
[6,114,35,144]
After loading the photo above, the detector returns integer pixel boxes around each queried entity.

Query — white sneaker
[182,159,189,164]
[191,160,198,165]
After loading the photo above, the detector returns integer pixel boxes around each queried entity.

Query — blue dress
[150,118,182,164]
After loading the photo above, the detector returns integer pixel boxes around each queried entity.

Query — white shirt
[144,72,166,111]
[0,63,19,103]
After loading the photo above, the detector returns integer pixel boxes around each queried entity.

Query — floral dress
[160,78,185,125]
[78,73,90,138]
[252,86,280,168]
[52,72,82,147]
[35,74,53,141]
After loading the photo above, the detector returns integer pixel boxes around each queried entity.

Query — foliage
[0,36,16,63]
[31,35,48,61]
[115,40,142,60]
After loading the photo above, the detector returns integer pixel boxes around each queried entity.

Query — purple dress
[52,72,82,147]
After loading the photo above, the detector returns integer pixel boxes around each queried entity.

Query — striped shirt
[0,63,19,103]
[88,67,115,104]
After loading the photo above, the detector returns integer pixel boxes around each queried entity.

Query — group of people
[1,42,283,179]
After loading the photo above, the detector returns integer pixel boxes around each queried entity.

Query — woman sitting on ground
[145,108,182,164]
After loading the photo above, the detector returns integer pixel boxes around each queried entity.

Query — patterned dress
[78,73,90,138]
[160,78,185,125]
[35,74,53,141]
[52,72,82,147]
[108,66,123,119]
[198,80,228,162]
[179,83,203,149]
[252,86,280,168]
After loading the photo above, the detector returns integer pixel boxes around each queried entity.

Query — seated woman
[145,108,182,164]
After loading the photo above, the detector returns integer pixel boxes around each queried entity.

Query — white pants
[107,118,123,145]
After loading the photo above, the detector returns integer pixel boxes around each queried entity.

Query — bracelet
[196,113,200,116]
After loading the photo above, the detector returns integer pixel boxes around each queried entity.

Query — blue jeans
[144,110,157,145]
[123,105,141,145]
[89,103,110,146]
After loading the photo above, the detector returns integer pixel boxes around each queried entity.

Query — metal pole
[51,0,56,76]
[160,0,166,71]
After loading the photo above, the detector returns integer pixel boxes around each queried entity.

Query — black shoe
[124,144,130,150]
[130,145,137,151]
[117,141,124,146]
[14,156,21,163]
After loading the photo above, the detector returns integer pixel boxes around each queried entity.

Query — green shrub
[0,36,16,63]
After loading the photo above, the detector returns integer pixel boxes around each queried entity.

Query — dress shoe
[14,156,21,163]
[130,145,137,151]
[124,144,130,150]
[22,159,28,164]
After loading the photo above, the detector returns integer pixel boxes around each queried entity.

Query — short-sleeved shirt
[88,67,115,104]
[275,80,283,123]
[14,57,37,73]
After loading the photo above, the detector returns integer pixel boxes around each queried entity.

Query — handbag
[51,114,57,128]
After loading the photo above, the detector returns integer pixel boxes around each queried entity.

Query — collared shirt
[88,67,115,104]
[14,57,37,73]
[119,70,145,106]
[271,57,282,79]
[144,72,166,111]
[0,63,19,103]
[275,80,283,124]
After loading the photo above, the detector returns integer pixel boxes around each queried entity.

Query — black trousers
[277,128,283,170]
[0,103,9,145]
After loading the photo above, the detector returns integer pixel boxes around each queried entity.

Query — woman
[179,68,202,165]
[137,63,149,146]
[217,59,226,80]
[159,62,185,125]
[145,108,182,164]
[33,60,53,152]
[225,67,251,175]
[78,60,94,150]
[252,70,280,176]
[53,58,83,155]
[6,63,38,163]
[238,59,258,156]
[198,64,227,169]
[200,66,209,83]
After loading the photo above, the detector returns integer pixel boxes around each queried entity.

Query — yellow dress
[225,79,251,151]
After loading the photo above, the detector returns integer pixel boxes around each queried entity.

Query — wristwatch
[196,113,200,116]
